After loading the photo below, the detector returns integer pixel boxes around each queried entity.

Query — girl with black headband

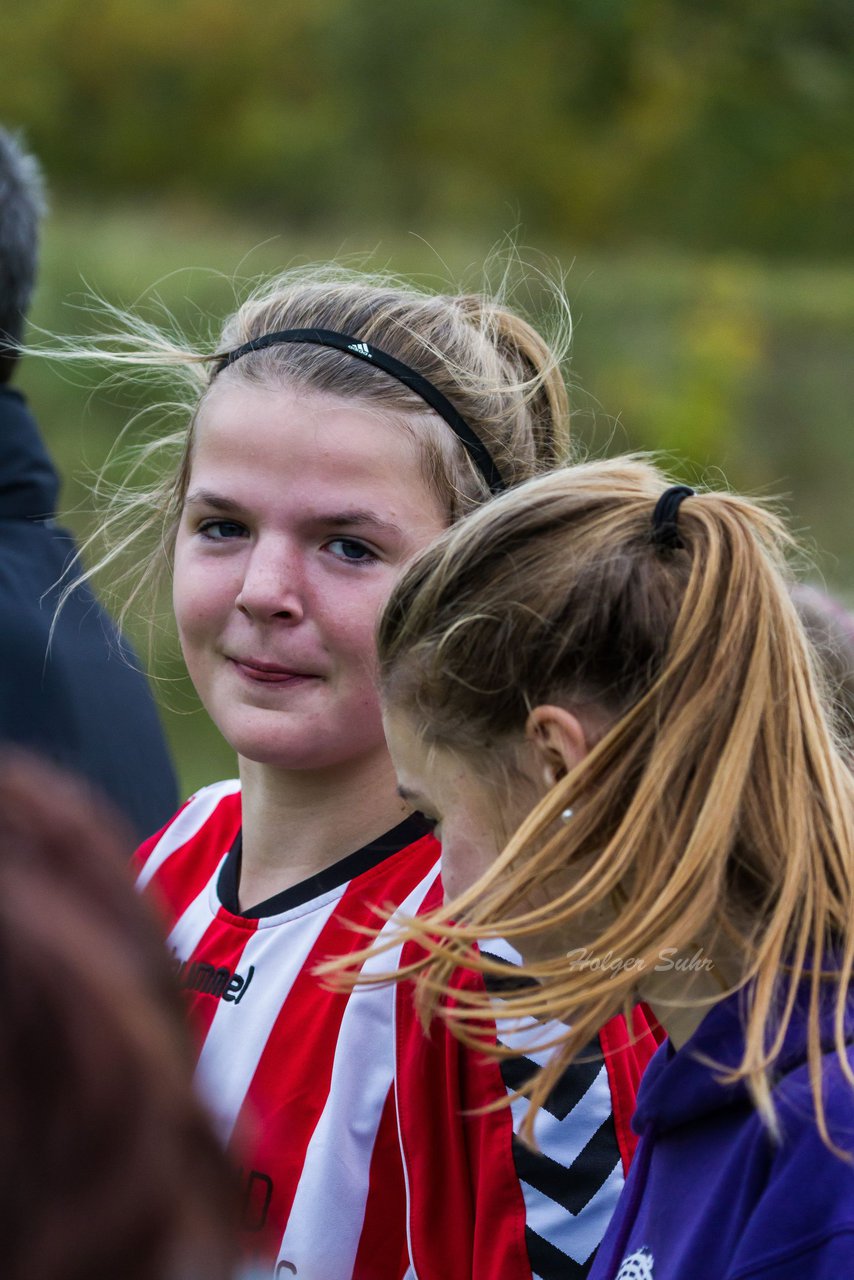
[63,267,661,1279]
[361,456,854,1280]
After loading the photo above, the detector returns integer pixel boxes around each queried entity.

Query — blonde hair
[373,456,854,1147]
[55,263,571,629]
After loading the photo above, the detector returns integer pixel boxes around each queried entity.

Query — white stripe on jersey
[166,860,228,960]
[479,935,525,967]
[506,1056,615,1174]
[528,1161,625,1269]
[497,1013,568,1070]
[194,895,344,1145]
[275,865,439,1280]
[503,1039,625,1264]
[487,956,627,1270]
[135,779,240,890]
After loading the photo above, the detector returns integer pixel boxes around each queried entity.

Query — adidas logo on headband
[213,327,506,494]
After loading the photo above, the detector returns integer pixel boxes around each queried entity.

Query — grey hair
[0,127,47,363]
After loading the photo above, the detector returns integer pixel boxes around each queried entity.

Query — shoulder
[773,1051,854,1158]
[134,779,241,881]
[728,1055,854,1279]
[729,1226,854,1280]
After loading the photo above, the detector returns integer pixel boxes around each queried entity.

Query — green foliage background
[3,1,852,796]
[6,0,852,254]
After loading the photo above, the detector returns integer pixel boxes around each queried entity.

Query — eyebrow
[315,510,404,538]
[184,489,245,514]
[183,492,403,538]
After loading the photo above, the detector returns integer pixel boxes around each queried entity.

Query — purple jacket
[590,982,854,1280]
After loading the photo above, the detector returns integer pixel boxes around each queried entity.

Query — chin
[231,733,382,774]
[210,704,387,774]
[231,736,325,770]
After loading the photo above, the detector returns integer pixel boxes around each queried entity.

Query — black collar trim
[217,812,431,919]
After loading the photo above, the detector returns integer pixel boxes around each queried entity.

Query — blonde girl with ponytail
[58,267,661,1279]
[374,456,854,1280]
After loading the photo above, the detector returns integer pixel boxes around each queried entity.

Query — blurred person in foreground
[0,751,239,1280]
[0,126,177,836]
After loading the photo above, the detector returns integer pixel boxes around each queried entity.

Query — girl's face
[384,703,595,943]
[383,709,534,901]
[172,378,447,773]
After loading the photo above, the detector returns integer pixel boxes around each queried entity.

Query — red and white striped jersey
[136,780,661,1280]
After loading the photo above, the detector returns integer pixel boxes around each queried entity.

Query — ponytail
[453,293,570,471]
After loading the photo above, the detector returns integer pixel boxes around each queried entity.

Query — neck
[236,747,412,911]
[640,940,738,1049]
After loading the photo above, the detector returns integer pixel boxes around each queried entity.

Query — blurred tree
[3,0,850,254]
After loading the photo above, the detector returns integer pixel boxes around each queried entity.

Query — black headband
[651,485,695,549]
[214,327,506,495]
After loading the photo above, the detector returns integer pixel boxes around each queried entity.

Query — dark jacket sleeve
[0,523,179,838]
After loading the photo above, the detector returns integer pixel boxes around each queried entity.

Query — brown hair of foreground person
[0,753,239,1280]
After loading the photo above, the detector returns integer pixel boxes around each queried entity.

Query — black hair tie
[651,485,695,550]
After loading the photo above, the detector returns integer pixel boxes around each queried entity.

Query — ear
[525,704,591,789]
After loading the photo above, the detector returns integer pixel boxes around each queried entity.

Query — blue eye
[326,538,377,564]
[198,519,247,541]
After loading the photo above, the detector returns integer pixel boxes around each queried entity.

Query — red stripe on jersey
[144,790,241,924]
[233,836,439,1261]
[598,1003,663,1175]
[351,1088,410,1280]
[180,911,260,1048]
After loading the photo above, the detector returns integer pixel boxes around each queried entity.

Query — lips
[228,656,319,685]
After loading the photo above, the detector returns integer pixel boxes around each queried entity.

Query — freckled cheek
[174,559,241,630]
[172,596,208,662]
[321,583,392,668]
[173,583,210,640]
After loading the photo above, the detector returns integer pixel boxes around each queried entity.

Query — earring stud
[561,807,574,823]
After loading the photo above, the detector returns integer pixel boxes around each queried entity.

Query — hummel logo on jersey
[174,954,255,1003]
[347,342,372,358]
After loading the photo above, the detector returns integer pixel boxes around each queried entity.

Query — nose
[235,537,305,623]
